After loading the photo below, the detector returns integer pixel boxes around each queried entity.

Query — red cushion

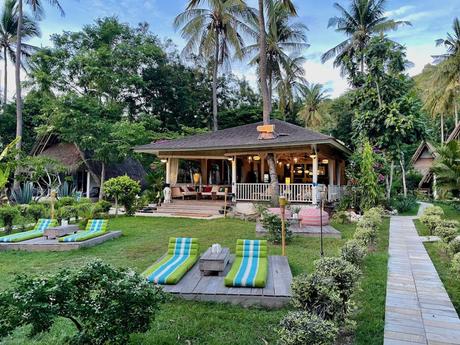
[180,187,186,192]
[299,208,330,225]
[203,186,212,193]
[187,187,195,192]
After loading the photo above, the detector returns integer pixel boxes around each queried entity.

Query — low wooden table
[199,247,230,276]
[43,225,79,240]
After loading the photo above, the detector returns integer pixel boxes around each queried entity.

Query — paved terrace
[384,216,460,345]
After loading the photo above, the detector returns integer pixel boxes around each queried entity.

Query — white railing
[236,183,271,201]
[279,183,313,203]
[236,183,341,203]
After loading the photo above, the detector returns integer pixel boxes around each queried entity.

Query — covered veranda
[135,120,350,204]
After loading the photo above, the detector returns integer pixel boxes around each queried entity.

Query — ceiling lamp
[293,157,298,163]
[309,154,317,159]
[253,155,261,161]
[227,157,233,161]
[297,169,303,174]
[160,159,167,163]
[248,156,252,161]
[322,159,329,164]
[286,163,290,168]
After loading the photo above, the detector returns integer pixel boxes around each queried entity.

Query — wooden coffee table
[199,247,230,276]
[43,225,79,240]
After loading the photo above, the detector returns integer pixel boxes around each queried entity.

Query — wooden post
[86,170,91,198]
[231,156,236,201]
[224,187,228,218]
[312,154,318,205]
[50,190,56,219]
[165,158,171,184]
[279,196,287,256]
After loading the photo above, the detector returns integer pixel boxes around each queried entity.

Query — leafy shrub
[10,182,34,205]
[423,206,444,217]
[354,227,377,247]
[0,260,165,343]
[356,216,379,231]
[76,202,93,220]
[94,200,112,213]
[438,219,459,230]
[0,206,20,234]
[58,205,76,223]
[291,273,343,321]
[314,257,361,301]
[341,240,368,267]
[56,196,76,208]
[390,194,417,213]
[452,253,460,279]
[448,239,460,255]
[26,203,47,222]
[260,211,292,244]
[104,176,141,216]
[435,226,458,244]
[419,214,441,235]
[277,311,338,345]
[332,211,350,224]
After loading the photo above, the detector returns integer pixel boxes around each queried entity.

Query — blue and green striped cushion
[224,239,268,288]
[0,219,57,243]
[143,237,199,285]
[59,219,108,242]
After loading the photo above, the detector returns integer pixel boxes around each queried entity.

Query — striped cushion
[0,219,57,243]
[59,219,108,242]
[299,208,330,226]
[143,237,199,285]
[224,239,268,288]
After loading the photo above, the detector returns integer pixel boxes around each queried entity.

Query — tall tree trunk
[440,113,444,144]
[268,72,273,114]
[455,101,458,127]
[3,47,7,107]
[386,160,394,200]
[99,162,105,201]
[212,30,219,132]
[258,0,278,206]
[400,152,407,198]
[258,0,270,124]
[13,0,23,189]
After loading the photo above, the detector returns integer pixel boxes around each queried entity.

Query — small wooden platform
[0,231,122,252]
[256,222,341,239]
[162,255,292,308]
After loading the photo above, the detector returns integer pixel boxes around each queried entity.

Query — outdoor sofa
[224,239,268,288]
[143,237,199,284]
[0,218,58,243]
[59,219,108,242]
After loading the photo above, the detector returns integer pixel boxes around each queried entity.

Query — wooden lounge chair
[0,219,57,243]
[59,219,108,242]
[224,239,268,288]
[143,237,199,284]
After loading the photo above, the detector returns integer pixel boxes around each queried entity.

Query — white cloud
[385,5,415,18]
[303,59,349,98]
[405,43,445,76]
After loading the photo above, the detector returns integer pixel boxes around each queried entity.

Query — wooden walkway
[384,216,460,345]
[162,255,292,308]
[0,231,122,252]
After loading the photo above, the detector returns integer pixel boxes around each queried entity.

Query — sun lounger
[224,239,268,288]
[143,237,199,284]
[0,218,58,243]
[59,219,108,242]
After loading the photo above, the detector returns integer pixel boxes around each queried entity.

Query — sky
[5,0,460,99]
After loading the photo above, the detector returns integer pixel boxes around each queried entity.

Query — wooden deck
[162,255,292,308]
[0,231,122,252]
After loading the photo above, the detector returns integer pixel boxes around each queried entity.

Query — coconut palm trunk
[15,0,22,152]
[212,30,220,132]
[99,162,105,201]
[3,47,7,106]
[441,113,444,144]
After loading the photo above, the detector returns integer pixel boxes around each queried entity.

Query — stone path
[384,216,460,345]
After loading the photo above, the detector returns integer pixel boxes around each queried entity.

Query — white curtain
[169,158,179,185]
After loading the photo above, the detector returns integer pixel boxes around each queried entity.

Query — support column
[261,156,265,182]
[312,155,318,205]
[231,156,237,201]
[86,170,91,198]
[165,158,171,184]
[336,161,341,186]
[328,160,335,202]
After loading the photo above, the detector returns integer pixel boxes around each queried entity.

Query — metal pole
[320,195,324,257]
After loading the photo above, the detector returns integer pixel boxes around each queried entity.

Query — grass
[0,216,389,345]
[397,203,420,216]
[414,202,460,314]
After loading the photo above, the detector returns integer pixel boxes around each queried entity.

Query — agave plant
[57,181,76,198]
[11,182,34,205]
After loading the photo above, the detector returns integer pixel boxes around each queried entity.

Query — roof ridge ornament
[257,124,277,140]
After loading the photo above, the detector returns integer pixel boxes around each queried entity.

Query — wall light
[160,159,167,163]
[253,155,261,161]
[227,157,233,161]
[293,157,298,163]
[322,159,329,164]
[309,154,317,159]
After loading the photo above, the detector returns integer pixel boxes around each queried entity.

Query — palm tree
[322,0,410,75]
[244,0,308,112]
[431,140,460,198]
[431,17,460,128]
[14,0,63,153]
[174,0,255,132]
[298,83,330,129]
[0,0,39,106]
[277,55,306,118]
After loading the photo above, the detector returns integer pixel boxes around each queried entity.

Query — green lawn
[415,202,460,314]
[0,216,389,345]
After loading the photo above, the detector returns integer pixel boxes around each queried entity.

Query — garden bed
[0,216,390,345]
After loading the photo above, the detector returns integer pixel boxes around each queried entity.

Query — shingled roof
[135,120,350,154]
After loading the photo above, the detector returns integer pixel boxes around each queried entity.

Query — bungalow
[134,120,350,204]
[410,122,460,195]
[31,134,146,197]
